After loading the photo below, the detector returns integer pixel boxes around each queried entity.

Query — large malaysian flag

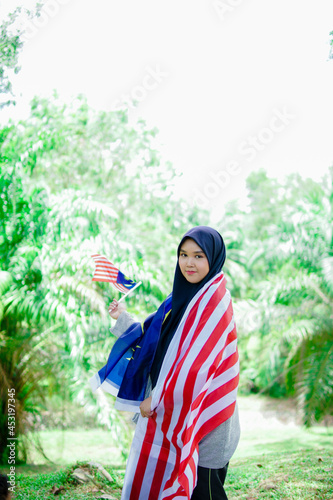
[120,272,239,499]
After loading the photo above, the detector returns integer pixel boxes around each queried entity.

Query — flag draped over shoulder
[91,254,138,293]
[90,294,172,412]
[120,272,239,500]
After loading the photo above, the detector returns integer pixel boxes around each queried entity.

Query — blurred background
[0,0,332,473]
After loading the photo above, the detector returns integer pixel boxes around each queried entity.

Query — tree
[220,169,333,425]
[0,90,205,462]
[0,8,23,109]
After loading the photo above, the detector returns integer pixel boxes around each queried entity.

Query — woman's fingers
[108,299,118,312]
[108,299,126,318]
[140,408,154,418]
[139,396,154,418]
[108,300,119,318]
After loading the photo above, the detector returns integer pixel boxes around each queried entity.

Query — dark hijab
[150,226,226,388]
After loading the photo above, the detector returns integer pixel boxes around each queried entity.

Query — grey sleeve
[110,311,137,338]
[198,403,241,468]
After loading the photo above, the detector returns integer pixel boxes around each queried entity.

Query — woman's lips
[186,271,196,275]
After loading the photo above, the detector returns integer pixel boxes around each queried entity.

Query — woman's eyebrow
[180,248,205,254]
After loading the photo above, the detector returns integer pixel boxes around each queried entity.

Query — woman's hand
[108,299,126,320]
[139,397,154,418]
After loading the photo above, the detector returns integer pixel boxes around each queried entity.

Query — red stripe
[93,269,117,275]
[185,372,239,453]
[183,351,239,448]
[163,484,186,500]
[92,259,117,268]
[94,270,117,276]
[92,274,116,281]
[148,441,170,500]
[148,296,208,494]
[173,285,233,488]
[179,377,239,477]
[146,284,209,495]
[92,277,114,283]
[171,282,230,429]
[95,264,117,272]
[217,344,238,375]
[127,275,238,499]
[195,402,236,454]
[130,418,157,500]
[161,288,213,444]
[93,271,117,278]
[162,279,228,492]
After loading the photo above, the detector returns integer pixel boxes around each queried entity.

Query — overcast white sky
[1,0,333,219]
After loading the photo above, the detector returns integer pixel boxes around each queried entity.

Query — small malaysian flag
[91,254,138,294]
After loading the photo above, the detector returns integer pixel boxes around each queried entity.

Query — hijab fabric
[149,226,226,387]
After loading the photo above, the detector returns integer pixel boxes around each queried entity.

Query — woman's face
[178,238,210,284]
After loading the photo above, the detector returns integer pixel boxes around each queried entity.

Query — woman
[90,226,240,499]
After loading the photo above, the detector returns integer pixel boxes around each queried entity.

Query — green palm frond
[0,271,13,321]
[0,271,13,294]
[224,260,250,297]
[49,190,119,220]
[321,256,333,295]
[282,319,317,347]
[257,272,328,306]
[56,275,107,318]
[233,298,262,335]
[3,285,68,324]
[296,332,333,426]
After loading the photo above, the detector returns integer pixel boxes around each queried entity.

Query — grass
[234,422,333,459]
[9,462,125,499]
[227,449,333,499]
[1,395,332,498]
[13,401,333,469]
[4,449,333,499]
[25,428,126,466]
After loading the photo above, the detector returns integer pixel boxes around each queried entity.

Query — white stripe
[115,396,141,412]
[151,273,225,409]
[207,358,239,392]
[220,336,237,362]
[93,269,117,275]
[121,424,146,499]
[100,378,120,396]
[89,373,101,393]
[122,274,238,499]
[160,287,232,444]
[94,269,117,276]
[151,276,229,463]
[181,387,238,464]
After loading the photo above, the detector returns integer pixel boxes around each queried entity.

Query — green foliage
[13,462,124,499]
[0,5,332,466]
[0,8,24,108]
[9,449,333,499]
[220,168,333,425]
[0,89,204,463]
[228,449,333,499]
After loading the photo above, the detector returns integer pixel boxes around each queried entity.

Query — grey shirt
[111,311,240,468]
